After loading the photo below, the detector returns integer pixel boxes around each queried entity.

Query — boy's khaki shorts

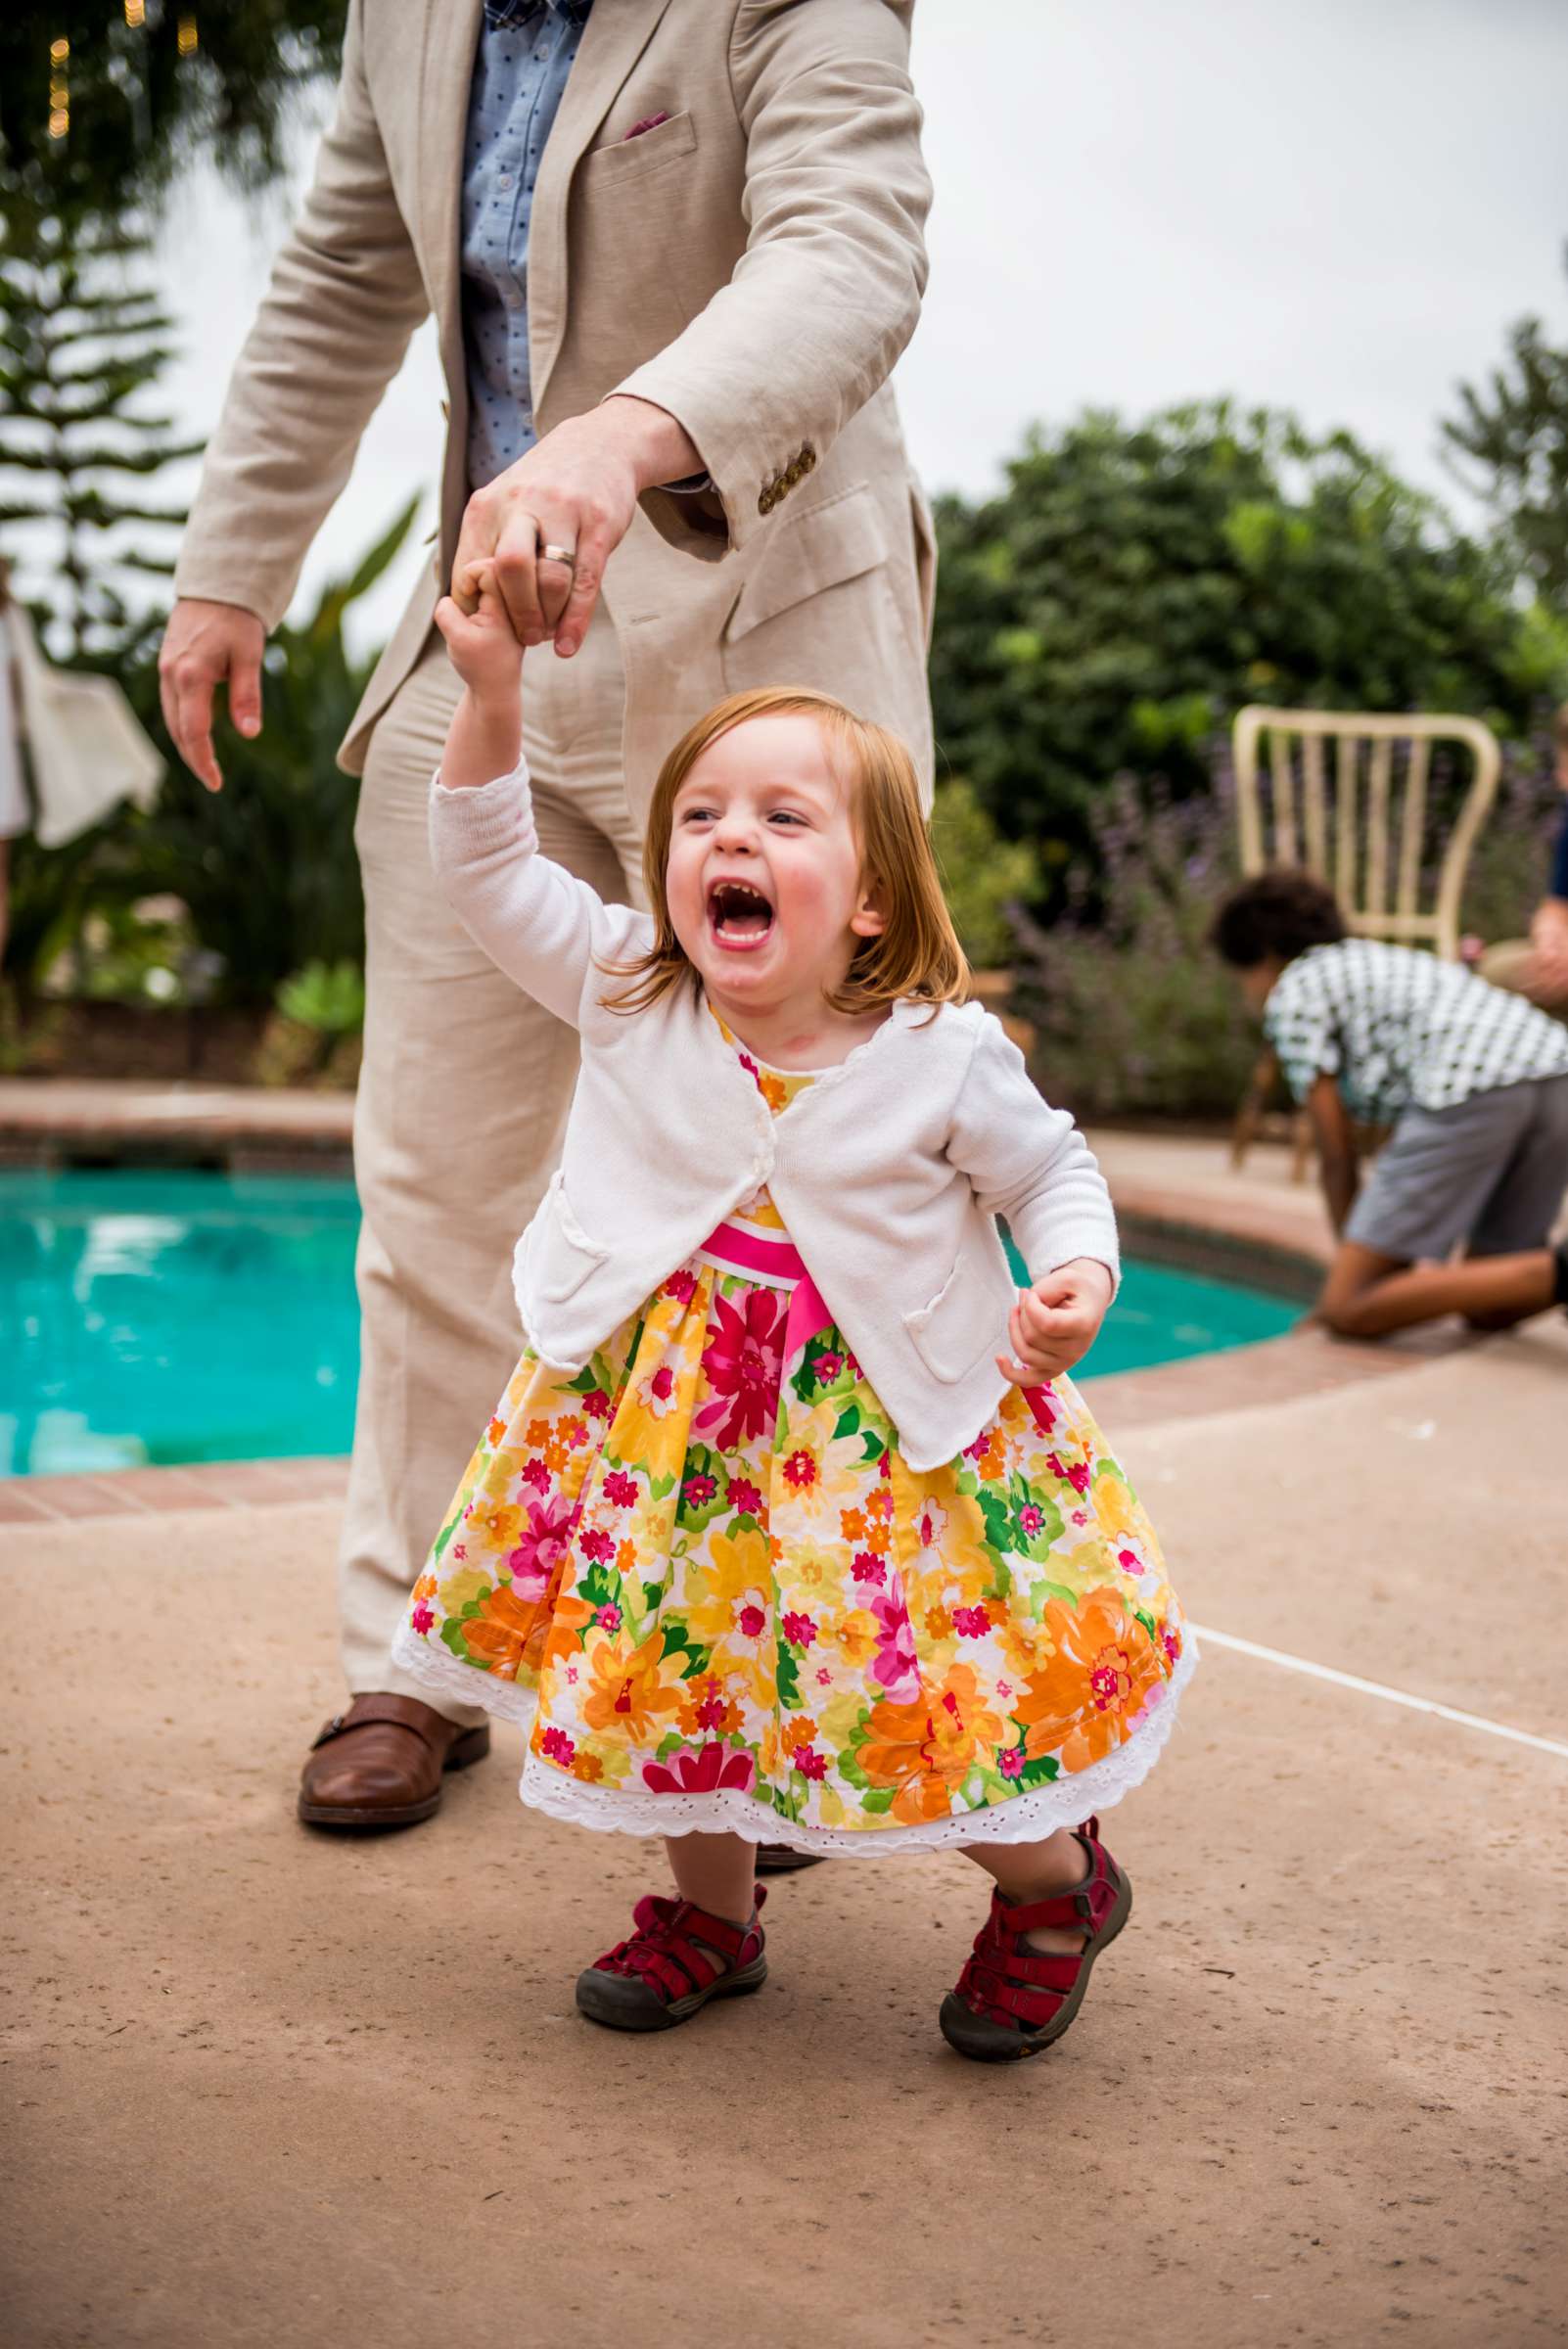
[1345,1074,1568,1262]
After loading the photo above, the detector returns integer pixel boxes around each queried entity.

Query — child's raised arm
[428,564,650,1030]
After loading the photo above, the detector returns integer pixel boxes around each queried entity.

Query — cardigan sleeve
[429,763,653,1029]
[945,1017,1121,1292]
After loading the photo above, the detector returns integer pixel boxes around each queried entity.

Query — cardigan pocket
[902,1247,998,1386]
[530,1172,613,1306]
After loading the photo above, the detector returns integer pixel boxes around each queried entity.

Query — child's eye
[768,810,807,828]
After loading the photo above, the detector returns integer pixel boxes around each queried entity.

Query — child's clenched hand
[435,561,525,699]
[996,1259,1115,1386]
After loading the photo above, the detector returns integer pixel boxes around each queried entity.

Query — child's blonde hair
[600,686,970,1017]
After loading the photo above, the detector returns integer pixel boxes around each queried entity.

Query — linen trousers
[340,609,639,1721]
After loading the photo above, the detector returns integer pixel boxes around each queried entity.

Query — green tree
[0,213,202,657]
[1443,250,1568,609]
[930,402,1562,859]
[0,3,346,233]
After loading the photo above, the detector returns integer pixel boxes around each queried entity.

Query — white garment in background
[1,601,161,849]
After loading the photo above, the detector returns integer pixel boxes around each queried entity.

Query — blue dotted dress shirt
[461,0,594,492]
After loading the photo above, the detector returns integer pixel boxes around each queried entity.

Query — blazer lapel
[528,0,676,420]
[416,0,485,391]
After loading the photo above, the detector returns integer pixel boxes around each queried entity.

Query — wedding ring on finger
[539,542,576,568]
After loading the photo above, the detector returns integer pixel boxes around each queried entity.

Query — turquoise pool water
[1,1169,1300,1478]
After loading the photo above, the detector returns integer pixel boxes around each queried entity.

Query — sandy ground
[5,1315,1568,2345]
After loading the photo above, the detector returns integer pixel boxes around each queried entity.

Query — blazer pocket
[532,1172,612,1305]
[903,1249,1000,1386]
[725,483,890,641]
[583,109,697,184]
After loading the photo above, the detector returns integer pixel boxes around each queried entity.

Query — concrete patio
[4,1133,1567,2347]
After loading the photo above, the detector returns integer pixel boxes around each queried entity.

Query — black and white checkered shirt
[1265,939,1568,1122]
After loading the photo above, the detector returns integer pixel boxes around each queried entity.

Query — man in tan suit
[162,0,935,1830]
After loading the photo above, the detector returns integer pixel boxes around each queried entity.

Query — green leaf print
[577,1561,622,1615]
[860,1786,897,1816]
[1017,1752,1060,1789]
[775,1641,802,1712]
[978,1488,1013,1555]
[837,1735,873,1790]
[832,1405,861,1443]
[674,1445,731,1534]
[432,1508,464,1564]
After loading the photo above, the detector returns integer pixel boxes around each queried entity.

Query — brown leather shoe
[297,1692,490,1830]
[755,1845,826,1874]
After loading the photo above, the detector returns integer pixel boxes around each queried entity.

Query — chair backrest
[1231,706,1500,961]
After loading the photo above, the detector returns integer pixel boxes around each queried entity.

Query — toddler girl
[392,567,1192,2062]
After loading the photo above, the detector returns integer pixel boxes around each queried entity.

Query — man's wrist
[598,393,704,495]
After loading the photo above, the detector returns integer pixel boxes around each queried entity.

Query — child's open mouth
[707,877,775,950]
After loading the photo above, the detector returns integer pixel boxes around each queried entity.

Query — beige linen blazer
[174,0,937,809]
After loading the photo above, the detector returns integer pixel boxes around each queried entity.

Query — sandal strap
[596,1887,766,2005]
[954,1828,1122,2032]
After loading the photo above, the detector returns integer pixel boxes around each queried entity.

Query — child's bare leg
[1317,1239,1557,1339]
[666,1830,758,1926]
[963,1827,1093,1955]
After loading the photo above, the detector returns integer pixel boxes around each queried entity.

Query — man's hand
[159,599,266,793]
[996,1259,1116,1387]
[451,395,701,659]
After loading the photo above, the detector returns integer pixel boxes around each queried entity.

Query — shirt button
[505,289,522,309]
[498,173,513,191]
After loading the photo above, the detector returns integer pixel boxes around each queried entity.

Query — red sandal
[576,1887,768,2032]
[940,1818,1131,2062]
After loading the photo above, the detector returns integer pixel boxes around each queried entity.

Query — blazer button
[757,489,771,515]
[802,446,816,472]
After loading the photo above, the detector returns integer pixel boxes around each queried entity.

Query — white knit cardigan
[431,764,1122,1472]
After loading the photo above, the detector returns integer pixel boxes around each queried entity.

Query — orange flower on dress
[580,1628,686,1743]
[855,1665,1008,1824]
[460,1579,549,1681]
[412,1573,438,1603]
[1014,1587,1165,1771]
[840,1506,868,1543]
[573,1749,605,1783]
[678,1673,745,1741]
[525,1418,552,1449]
[486,1415,507,1447]
[540,1591,596,1675]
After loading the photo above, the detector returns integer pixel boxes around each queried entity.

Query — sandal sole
[939,1867,1133,2063]
[296,1723,490,1831]
[576,1954,768,2032]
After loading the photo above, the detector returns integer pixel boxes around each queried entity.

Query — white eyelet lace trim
[390,1622,1197,1855]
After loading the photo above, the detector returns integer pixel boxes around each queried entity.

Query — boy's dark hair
[1210,869,1347,968]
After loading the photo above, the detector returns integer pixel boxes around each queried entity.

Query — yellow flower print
[832,1608,879,1671]
[465,1494,523,1552]
[773,1401,869,1527]
[435,1564,492,1614]
[684,1523,771,1647]
[580,1628,687,1743]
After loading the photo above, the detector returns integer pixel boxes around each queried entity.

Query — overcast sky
[131,0,1568,653]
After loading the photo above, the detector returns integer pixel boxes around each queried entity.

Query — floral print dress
[392,1027,1191,1854]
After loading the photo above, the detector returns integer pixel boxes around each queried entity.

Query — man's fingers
[168,665,222,793]
[552,524,609,657]
[493,512,543,645]
[535,549,575,633]
[226,643,263,740]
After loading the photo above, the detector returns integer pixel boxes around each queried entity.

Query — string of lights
[43,4,201,144]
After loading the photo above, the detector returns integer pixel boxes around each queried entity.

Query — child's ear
[850,875,887,940]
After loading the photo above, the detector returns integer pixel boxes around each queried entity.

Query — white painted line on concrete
[1189,1623,1568,1761]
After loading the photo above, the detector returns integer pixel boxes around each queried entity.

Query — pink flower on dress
[504,1492,578,1599]
[596,1603,622,1633]
[602,1470,638,1509]
[682,1471,717,1509]
[520,1457,551,1494]
[1026,1388,1059,1436]
[582,1387,613,1420]
[1018,1503,1045,1538]
[579,1527,615,1566]
[410,1602,435,1635]
[952,1605,992,1638]
[998,1747,1025,1780]
[869,1580,920,1704]
[694,1286,788,1448]
[851,1549,886,1588]
[782,1449,816,1491]
[782,1610,816,1649]
[642,1742,756,1795]
[664,1268,698,1305]
[738,1603,766,1638]
[726,1476,762,1517]
[813,1350,844,1383]
[792,1744,828,1781]
[1163,1626,1183,1666]
[540,1727,576,1767]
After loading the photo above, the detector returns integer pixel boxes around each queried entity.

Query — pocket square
[623,111,672,140]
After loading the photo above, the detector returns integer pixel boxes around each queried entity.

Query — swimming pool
[1,1169,1301,1478]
